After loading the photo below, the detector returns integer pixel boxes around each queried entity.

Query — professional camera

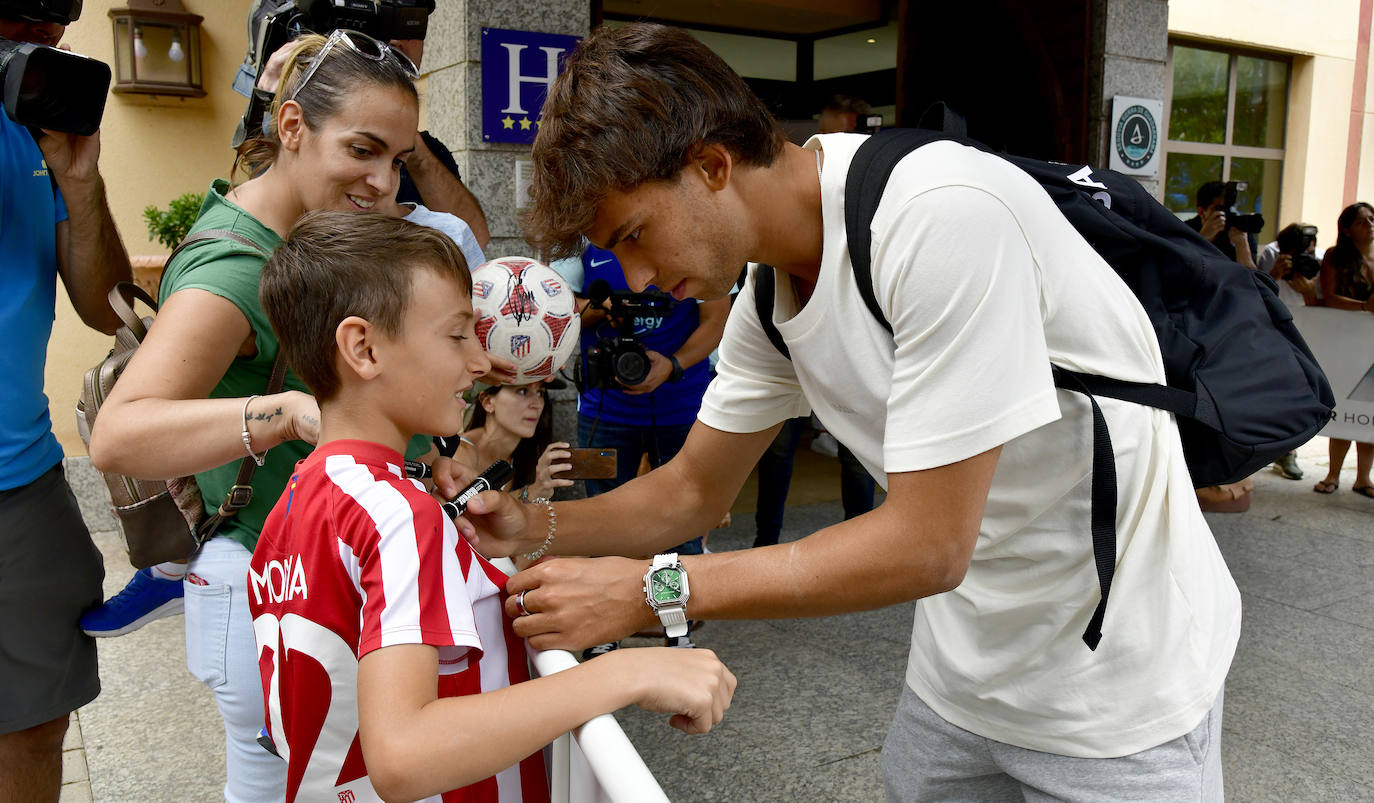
[1222,180,1266,234]
[1275,224,1321,280]
[232,0,435,147]
[579,279,675,390]
[0,1,110,135]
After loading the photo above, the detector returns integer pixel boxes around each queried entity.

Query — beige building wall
[43,1,253,454]
[1168,0,1373,242]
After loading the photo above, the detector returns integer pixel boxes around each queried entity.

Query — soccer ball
[470,256,580,384]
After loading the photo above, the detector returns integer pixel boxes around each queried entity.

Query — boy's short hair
[527,22,787,260]
[260,211,473,401]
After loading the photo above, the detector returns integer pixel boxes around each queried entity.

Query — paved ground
[60,437,1374,801]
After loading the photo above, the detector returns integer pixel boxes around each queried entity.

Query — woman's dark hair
[233,32,418,181]
[466,385,554,489]
[1327,201,1374,272]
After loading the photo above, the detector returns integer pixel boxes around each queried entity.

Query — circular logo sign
[1114,105,1158,170]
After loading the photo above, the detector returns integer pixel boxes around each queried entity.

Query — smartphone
[563,447,617,479]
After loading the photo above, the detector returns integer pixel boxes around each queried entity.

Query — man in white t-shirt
[463,22,1241,800]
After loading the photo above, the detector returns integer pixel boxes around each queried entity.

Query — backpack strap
[844,129,1120,650]
[844,128,954,334]
[752,265,791,359]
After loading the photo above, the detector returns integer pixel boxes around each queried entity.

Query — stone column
[424,1,592,479]
[1087,0,1169,195]
[422,0,590,259]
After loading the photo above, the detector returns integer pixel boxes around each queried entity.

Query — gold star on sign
[519,117,532,130]
[502,115,515,129]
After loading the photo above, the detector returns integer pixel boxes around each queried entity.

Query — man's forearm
[406,150,491,247]
[61,176,131,333]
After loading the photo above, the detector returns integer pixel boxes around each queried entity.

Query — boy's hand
[481,354,520,385]
[505,557,654,649]
[593,647,737,734]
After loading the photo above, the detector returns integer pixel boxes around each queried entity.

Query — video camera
[1275,224,1321,280]
[232,0,435,147]
[579,279,675,389]
[0,1,111,135]
[1222,180,1265,235]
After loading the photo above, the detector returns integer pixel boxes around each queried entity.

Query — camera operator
[1187,180,1259,269]
[0,1,131,796]
[1257,222,1323,309]
[550,243,729,648]
[248,2,490,247]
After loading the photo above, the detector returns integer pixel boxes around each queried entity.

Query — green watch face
[650,568,684,604]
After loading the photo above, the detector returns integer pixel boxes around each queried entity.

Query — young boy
[252,211,736,803]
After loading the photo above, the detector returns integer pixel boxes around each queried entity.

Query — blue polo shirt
[551,246,710,428]
[0,114,68,490]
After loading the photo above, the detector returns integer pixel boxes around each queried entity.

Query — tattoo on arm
[251,407,285,423]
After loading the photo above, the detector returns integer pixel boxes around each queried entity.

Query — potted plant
[134,191,204,296]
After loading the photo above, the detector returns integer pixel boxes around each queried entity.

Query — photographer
[1257,222,1323,310]
[1253,223,1324,482]
[0,1,131,796]
[550,243,729,648]
[1187,180,1258,269]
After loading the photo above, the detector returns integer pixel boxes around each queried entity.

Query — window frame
[1162,39,1291,211]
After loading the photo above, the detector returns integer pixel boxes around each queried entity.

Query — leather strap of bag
[195,352,288,546]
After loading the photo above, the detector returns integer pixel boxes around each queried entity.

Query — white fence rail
[489,557,667,803]
[531,648,669,803]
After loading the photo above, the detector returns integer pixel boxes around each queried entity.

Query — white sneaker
[811,432,839,457]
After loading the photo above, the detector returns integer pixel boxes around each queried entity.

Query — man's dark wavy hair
[525,22,786,260]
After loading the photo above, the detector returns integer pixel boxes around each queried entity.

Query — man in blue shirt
[0,3,131,796]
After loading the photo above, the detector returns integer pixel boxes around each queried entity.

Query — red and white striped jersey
[249,439,549,803]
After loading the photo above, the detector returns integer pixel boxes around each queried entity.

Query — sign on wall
[1291,307,1374,442]
[1108,96,1162,178]
[481,27,581,145]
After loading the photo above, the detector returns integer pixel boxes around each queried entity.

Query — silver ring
[517,590,530,616]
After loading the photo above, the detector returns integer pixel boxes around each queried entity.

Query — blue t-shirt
[551,246,710,428]
[0,115,68,490]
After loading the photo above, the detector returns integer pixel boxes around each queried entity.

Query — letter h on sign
[481,27,581,145]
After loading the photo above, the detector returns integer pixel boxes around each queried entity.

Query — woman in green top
[88,31,436,801]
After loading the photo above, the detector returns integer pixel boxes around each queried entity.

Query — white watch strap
[658,606,688,638]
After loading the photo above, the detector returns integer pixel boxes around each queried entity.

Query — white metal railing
[531,648,669,803]
[489,557,667,803]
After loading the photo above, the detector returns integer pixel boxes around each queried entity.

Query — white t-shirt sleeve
[698,267,812,433]
[874,184,1062,471]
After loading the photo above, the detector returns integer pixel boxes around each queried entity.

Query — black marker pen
[441,460,513,519]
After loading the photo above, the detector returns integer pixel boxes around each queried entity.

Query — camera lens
[614,350,649,386]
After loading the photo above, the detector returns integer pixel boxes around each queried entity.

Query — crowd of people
[3,3,1372,802]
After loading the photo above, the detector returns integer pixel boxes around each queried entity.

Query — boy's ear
[690,141,734,192]
[335,316,382,381]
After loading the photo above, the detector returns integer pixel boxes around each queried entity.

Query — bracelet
[668,354,684,382]
[241,395,266,467]
[520,498,556,561]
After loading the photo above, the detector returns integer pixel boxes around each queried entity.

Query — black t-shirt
[1185,214,1238,261]
[396,130,461,207]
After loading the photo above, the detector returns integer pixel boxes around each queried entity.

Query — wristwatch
[642,553,690,638]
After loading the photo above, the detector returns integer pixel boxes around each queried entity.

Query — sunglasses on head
[287,28,419,102]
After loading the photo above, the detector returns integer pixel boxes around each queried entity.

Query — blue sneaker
[80,568,185,637]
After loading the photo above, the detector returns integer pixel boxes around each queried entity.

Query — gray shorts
[882,684,1224,802]
[0,463,104,733]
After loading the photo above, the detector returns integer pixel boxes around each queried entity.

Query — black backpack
[755,127,1334,649]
